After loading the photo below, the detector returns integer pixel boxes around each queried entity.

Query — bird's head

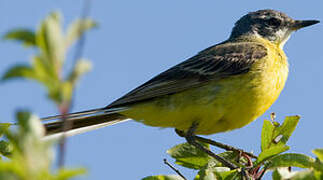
[230,9,319,48]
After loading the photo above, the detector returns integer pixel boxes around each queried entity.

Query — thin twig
[163,159,187,180]
[57,0,92,168]
[58,105,70,167]
[194,135,257,159]
[71,0,92,67]
[255,168,266,180]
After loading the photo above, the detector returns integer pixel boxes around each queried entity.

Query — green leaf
[256,145,290,164]
[142,175,184,180]
[0,160,26,178]
[272,116,300,146]
[265,153,323,171]
[0,123,11,138]
[217,151,239,161]
[65,18,97,48]
[313,149,323,162]
[194,167,217,180]
[195,165,240,180]
[167,143,210,169]
[261,120,275,151]
[1,57,60,99]
[260,116,299,154]
[272,167,301,180]
[32,56,56,82]
[68,58,92,84]
[215,169,240,180]
[216,151,246,167]
[0,140,12,157]
[272,169,282,180]
[30,56,63,104]
[36,12,65,68]
[0,110,85,179]
[272,168,322,180]
[313,170,323,179]
[3,28,36,47]
[2,65,35,81]
[192,152,242,180]
[16,111,33,133]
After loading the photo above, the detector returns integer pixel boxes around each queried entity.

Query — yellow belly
[121,41,289,135]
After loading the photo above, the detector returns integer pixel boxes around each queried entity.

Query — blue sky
[1,1,322,179]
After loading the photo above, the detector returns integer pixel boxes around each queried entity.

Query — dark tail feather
[42,107,129,137]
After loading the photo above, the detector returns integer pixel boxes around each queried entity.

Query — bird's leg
[178,123,238,170]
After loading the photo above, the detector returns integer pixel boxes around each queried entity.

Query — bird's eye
[265,18,281,26]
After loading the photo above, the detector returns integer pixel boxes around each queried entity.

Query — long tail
[42,107,130,138]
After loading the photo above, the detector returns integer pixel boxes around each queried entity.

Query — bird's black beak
[291,20,320,30]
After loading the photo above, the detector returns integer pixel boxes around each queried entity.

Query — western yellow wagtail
[43,9,319,168]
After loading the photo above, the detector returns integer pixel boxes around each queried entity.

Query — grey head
[229,9,319,47]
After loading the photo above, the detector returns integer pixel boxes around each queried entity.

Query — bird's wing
[107,41,267,108]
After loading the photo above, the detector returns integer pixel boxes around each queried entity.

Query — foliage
[143,116,323,180]
[0,111,86,180]
[2,11,96,105]
[1,11,96,180]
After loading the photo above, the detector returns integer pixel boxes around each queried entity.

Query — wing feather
[107,41,267,108]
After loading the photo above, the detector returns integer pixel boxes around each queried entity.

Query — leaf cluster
[0,112,85,180]
[143,116,323,180]
[3,12,96,105]
[1,11,96,180]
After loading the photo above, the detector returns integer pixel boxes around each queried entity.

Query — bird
[43,9,319,167]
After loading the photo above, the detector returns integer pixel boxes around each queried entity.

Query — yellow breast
[121,38,289,135]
